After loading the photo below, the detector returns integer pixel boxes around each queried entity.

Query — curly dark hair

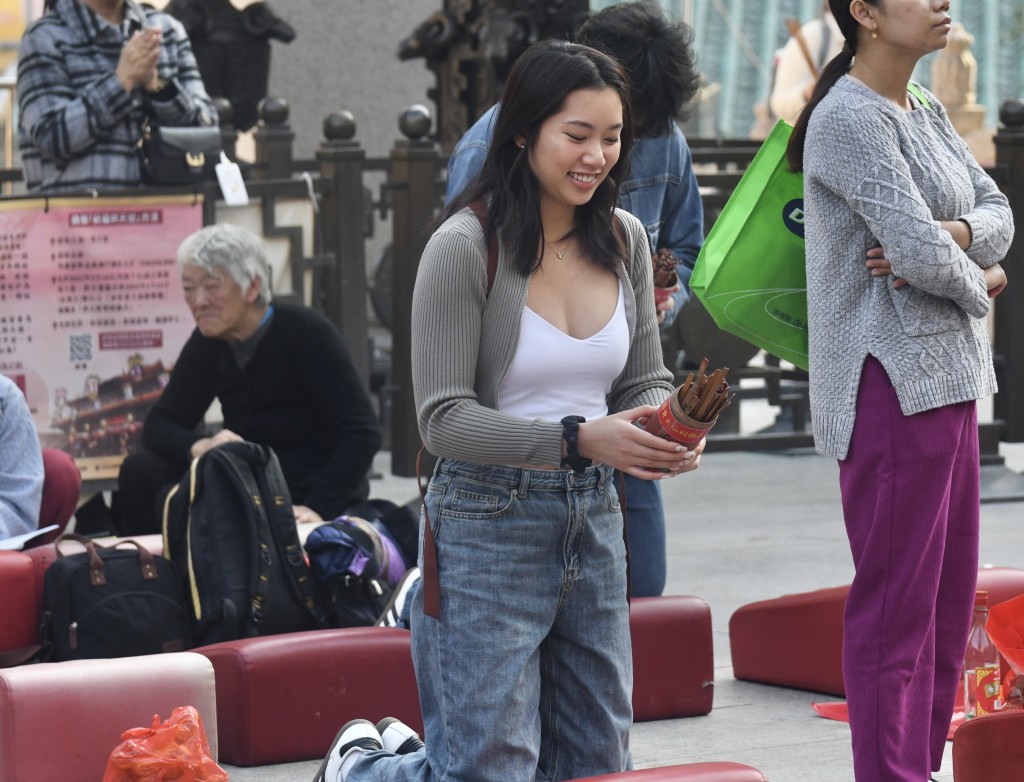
[578,0,701,137]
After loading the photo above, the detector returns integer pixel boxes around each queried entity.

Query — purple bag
[303,515,409,627]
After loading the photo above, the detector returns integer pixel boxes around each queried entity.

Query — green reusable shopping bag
[691,120,809,370]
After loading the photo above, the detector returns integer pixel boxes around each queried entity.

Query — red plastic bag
[101,705,228,782]
[988,594,1024,676]
[987,594,1024,708]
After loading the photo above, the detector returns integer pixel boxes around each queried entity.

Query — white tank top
[498,281,629,421]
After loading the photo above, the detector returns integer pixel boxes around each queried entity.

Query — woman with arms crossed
[787,2,1012,780]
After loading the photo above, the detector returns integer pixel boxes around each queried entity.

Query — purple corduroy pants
[838,356,979,782]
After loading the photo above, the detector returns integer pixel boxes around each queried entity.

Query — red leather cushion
[952,708,1024,782]
[977,567,1024,609]
[574,761,768,781]
[631,596,714,720]
[730,585,848,696]
[199,595,716,766]
[196,627,420,767]
[38,448,81,542]
[0,652,217,782]
[729,568,1024,697]
[0,552,38,652]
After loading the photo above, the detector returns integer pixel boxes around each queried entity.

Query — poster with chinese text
[0,195,203,482]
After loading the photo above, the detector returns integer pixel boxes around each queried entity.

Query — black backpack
[162,440,329,646]
[40,534,192,661]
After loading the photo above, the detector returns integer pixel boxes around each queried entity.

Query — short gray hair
[177,224,273,306]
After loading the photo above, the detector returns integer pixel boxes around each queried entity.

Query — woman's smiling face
[524,86,623,214]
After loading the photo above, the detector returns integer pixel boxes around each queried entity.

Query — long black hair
[442,39,634,277]
[786,0,882,172]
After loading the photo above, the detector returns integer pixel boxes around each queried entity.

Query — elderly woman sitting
[116,223,380,535]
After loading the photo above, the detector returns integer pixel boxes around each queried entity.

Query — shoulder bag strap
[906,82,932,110]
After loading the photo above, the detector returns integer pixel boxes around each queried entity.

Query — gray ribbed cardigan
[411,206,675,468]
[803,77,1013,459]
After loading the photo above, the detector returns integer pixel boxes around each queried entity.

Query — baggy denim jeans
[348,458,634,782]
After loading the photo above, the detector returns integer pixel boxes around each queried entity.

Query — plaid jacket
[17,0,217,193]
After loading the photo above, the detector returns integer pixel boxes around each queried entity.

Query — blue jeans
[349,458,634,782]
[618,473,666,597]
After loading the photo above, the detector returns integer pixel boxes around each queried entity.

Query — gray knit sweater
[803,77,1013,459]
[411,207,675,468]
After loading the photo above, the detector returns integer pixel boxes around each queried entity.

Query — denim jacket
[0,375,44,539]
[445,105,704,327]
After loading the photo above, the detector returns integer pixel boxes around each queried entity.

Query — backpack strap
[613,211,628,269]
[255,445,330,628]
[470,199,629,292]
[419,199,494,620]
[418,210,632,621]
[209,445,272,634]
[417,446,441,619]
[469,199,498,295]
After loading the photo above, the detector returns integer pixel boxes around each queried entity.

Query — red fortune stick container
[643,358,732,449]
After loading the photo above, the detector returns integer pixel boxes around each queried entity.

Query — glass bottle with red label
[963,589,1003,719]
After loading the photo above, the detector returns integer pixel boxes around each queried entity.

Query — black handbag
[138,118,221,185]
[40,534,193,661]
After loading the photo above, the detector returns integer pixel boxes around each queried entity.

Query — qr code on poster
[69,333,93,363]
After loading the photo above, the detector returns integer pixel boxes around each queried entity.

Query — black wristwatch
[560,415,592,475]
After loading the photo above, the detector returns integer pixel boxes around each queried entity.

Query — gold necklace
[544,238,568,260]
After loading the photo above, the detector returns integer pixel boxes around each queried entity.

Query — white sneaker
[376,717,425,755]
[375,566,421,627]
[312,719,382,782]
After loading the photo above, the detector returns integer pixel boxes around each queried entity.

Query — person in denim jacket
[447,1,703,328]
[0,375,44,541]
[444,0,703,598]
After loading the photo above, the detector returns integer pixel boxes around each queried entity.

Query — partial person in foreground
[444,0,705,597]
[17,0,217,193]
[117,223,380,535]
[0,375,44,541]
[316,39,704,782]
[787,1,1012,781]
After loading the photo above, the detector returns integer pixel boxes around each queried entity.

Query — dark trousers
[838,356,979,781]
[117,451,187,536]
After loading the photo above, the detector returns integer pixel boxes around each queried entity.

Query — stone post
[252,97,295,180]
[211,97,238,163]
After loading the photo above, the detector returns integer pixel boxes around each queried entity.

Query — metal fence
[4,94,1024,480]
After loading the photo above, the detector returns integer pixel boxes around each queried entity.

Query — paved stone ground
[222,435,1024,782]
